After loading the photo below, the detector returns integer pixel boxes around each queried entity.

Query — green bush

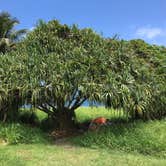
[18,110,39,125]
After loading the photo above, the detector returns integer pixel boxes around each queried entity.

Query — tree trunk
[0,103,8,122]
[0,99,19,123]
[56,108,77,131]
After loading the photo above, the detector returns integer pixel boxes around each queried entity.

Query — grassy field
[0,107,166,166]
[1,144,166,166]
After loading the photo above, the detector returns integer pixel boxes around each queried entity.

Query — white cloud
[135,27,163,39]
[29,27,35,31]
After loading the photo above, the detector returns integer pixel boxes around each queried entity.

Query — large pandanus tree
[7,20,111,129]
[0,11,27,53]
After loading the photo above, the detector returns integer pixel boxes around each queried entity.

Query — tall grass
[71,119,166,158]
[0,123,51,144]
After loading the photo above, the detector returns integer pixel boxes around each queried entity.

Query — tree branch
[46,102,57,112]
[37,105,54,116]
[67,88,78,108]
[71,98,87,110]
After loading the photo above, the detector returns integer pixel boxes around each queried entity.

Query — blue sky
[1,0,166,45]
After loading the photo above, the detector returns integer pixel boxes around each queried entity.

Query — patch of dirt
[50,129,83,139]
[50,129,84,149]
[16,150,33,160]
[49,121,90,140]
[55,138,76,149]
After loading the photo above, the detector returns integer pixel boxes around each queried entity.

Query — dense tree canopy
[1,20,111,128]
[104,39,166,120]
[126,40,166,119]
[0,19,165,129]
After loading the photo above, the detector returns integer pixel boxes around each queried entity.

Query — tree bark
[55,108,76,130]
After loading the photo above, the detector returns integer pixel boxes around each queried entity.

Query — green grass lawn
[0,107,166,166]
[0,144,166,166]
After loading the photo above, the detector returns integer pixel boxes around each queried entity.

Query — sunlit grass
[0,144,166,166]
[75,106,127,122]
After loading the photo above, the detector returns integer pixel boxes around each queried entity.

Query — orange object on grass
[89,117,107,131]
[91,117,107,124]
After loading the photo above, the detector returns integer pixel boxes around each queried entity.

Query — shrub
[18,110,39,125]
